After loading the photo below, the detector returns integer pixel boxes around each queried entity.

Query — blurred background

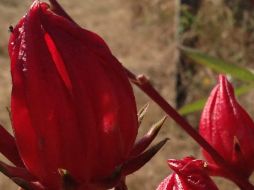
[1,0,254,189]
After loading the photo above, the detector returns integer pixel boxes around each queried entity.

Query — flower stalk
[124,68,254,190]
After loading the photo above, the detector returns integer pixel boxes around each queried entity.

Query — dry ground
[0,0,245,189]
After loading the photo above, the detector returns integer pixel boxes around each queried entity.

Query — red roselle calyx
[199,75,254,178]
[4,0,167,189]
[156,157,219,190]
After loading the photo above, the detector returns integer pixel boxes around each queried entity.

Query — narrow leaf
[181,47,254,82]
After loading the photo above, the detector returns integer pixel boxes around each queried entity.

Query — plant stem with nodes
[124,68,254,190]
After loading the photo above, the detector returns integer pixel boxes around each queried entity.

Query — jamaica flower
[199,75,254,178]
[156,157,219,190]
[0,0,167,189]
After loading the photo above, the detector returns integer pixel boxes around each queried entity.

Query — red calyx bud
[9,0,139,189]
[7,0,165,189]
[199,75,254,177]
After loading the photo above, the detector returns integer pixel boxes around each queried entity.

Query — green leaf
[178,84,254,115]
[178,98,206,116]
[181,47,254,82]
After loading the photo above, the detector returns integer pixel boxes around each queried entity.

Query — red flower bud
[199,75,254,177]
[156,157,218,190]
[7,1,165,189]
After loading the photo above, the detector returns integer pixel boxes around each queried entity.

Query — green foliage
[181,47,254,82]
[179,47,254,115]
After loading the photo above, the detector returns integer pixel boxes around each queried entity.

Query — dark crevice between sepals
[233,136,242,154]
[91,165,123,189]
[58,168,79,190]
[232,136,245,167]
[231,136,252,178]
